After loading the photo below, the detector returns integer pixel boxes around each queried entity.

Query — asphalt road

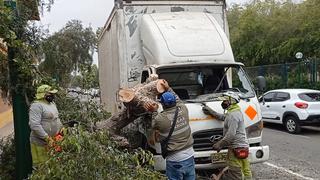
[197,124,320,180]
[251,123,320,180]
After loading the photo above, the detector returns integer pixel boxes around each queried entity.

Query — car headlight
[246,120,263,139]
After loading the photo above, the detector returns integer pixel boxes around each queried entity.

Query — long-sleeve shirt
[29,101,62,146]
[209,104,249,149]
[222,109,249,148]
[152,102,193,155]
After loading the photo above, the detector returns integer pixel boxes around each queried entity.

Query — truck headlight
[246,120,263,139]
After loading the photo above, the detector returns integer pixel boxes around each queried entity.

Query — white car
[259,89,320,133]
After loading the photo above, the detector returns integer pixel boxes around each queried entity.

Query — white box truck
[98,0,269,170]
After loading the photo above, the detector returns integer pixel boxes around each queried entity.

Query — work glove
[58,127,67,136]
[45,135,54,147]
[54,133,63,142]
[143,101,159,112]
[212,142,222,152]
[212,140,228,153]
[202,105,215,115]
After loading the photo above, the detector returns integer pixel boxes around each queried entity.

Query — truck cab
[98,0,269,171]
[140,63,269,170]
[138,11,269,170]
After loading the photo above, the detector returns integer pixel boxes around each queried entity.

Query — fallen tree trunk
[96,77,167,142]
[97,76,181,147]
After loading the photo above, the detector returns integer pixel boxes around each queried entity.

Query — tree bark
[97,77,180,146]
[97,78,164,131]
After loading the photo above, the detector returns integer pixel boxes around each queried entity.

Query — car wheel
[284,116,301,134]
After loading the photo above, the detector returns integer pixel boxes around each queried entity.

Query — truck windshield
[158,65,255,100]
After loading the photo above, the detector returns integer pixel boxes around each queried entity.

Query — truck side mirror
[256,76,266,92]
[258,95,265,105]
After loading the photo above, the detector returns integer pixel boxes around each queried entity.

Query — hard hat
[36,85,58,100]
[160,92,176,106]
[222,91,240,104]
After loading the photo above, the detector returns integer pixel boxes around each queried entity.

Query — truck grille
[192,129,223,151]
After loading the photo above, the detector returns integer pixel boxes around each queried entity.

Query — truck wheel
[284,116,301,134]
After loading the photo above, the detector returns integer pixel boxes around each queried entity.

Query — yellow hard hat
[35,85,58,100]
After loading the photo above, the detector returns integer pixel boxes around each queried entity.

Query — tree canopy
[228,0,320,66]
[39,20,97,87]
[0,1,52,101]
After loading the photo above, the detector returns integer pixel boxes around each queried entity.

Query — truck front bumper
[153,145,269,171]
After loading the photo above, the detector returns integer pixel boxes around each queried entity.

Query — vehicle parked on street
[98,0,269,170]
[260,89,320,133]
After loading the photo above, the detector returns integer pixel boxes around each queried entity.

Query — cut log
[97,78,163,129]
[97,76,180,146]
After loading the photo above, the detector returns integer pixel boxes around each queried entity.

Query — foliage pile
[55,90,110,130]
[0,135,16,180]
[0,92,165,179]
[30,128,165,180]
[228,0,320,66]
[30,93,164,179]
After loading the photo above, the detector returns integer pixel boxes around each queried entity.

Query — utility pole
[4,0,39,179]
[8,46,32,180]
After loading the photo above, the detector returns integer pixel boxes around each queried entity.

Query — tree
[39,20,97,87]
[70,64,99,89]
[228,0,320,66]
[0,0,52,101]
[0,1,55,179]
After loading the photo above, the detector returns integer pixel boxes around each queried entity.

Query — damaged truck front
[98,0,269,171]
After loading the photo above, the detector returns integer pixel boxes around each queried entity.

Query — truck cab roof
[148,61,244,70]
[140,12,235,66]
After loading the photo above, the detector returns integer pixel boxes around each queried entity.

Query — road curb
[0,108,13,129]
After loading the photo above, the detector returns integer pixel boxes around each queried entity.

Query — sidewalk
[0,108,13,128]
[0,121,13,139]
[0,98,14,138]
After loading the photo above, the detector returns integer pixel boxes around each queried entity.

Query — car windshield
[158,65,255,101]
[298,93,320,102]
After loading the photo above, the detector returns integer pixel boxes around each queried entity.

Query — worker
[29,84,63,166]
[151,92,195,180]
[202,91,252,180]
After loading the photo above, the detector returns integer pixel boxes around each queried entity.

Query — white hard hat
[222,91,240,104]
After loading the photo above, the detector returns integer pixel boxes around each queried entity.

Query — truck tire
[284,116,301,134]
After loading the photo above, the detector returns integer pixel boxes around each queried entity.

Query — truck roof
[140,12,235,66]
[149,61,244,69]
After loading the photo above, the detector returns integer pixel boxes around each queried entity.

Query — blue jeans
[166,156,196,180]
